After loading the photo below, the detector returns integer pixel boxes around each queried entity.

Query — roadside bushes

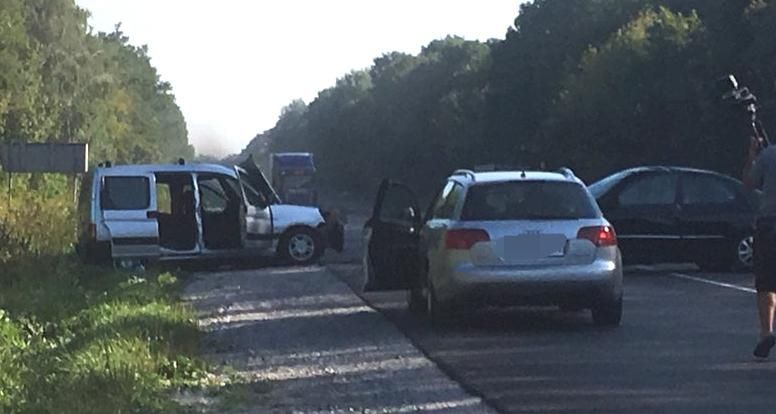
[0,189,75,260]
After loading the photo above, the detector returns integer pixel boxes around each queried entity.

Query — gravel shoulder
[182,264,497,413]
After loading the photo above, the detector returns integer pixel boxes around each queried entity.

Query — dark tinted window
[681,174,739,205]
[379,185,416,222]
[102,176,150,210]
[618,174,677,206]
[588,170,630,198]
[461,181,600,221]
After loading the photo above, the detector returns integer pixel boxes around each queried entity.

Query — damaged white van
[76,155,343,266]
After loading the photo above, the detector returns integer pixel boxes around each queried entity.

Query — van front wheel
[279,227,323,266]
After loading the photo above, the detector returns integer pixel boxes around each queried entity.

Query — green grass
[0,189,267,413]
[0,255,212,414]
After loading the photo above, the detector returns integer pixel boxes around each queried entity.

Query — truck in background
[270,152,318,206]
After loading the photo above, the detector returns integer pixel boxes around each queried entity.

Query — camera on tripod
[716,74,770,149]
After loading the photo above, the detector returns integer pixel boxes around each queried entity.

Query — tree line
[241,0,776,195]
[0,0,193,168]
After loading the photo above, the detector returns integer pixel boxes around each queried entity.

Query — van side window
[102,176,150,210]
[198,178,229,213]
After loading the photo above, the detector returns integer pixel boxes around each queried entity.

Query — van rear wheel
[279,227,322,266]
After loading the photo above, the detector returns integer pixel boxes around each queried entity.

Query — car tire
[733,233,755,271]
[592,295,622,327]
[278,227,323,266]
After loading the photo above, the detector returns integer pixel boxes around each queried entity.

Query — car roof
[92,162,237,176]
[450,170,581,185]
[618,165,725,175]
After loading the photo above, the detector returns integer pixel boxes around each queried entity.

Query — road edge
[325,263,507,414]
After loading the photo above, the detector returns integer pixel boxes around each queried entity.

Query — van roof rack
[452,169,476,181]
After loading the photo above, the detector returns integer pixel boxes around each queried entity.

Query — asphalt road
[323,208,776,414]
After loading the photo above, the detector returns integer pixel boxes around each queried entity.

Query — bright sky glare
[75,1,523,157]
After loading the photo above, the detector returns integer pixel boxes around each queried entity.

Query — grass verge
[0,256,217,414]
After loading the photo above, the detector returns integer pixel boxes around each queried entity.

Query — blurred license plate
[504,234,566,260]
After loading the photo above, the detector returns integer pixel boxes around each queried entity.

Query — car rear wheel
[734,234,755,270]
[592,295,622,327]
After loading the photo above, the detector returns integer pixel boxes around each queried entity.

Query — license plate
[504,234,566,260]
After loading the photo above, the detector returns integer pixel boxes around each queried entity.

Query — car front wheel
[279,227,323,266]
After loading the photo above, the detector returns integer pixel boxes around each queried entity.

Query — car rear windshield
[102,176,150,210]
[461,181,600,221]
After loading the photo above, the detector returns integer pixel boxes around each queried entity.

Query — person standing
[743,136,776,359]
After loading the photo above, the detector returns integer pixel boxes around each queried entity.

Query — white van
[76,156,343,266]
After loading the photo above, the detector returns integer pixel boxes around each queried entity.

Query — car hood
[271,204,325,231]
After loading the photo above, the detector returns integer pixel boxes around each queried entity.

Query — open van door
[363,179,422,291]
[238,154,280,204]
[236,155,278,250]
[100,173,160,260]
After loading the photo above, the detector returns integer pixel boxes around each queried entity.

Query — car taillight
[445,229,490,250]
[577,226,617,247]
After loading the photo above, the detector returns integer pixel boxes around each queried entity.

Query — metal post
[72,174,78,205]
[7,173,11,211]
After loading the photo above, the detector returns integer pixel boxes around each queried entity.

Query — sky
[75,1,523,157]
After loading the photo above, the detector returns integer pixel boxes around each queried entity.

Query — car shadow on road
[438,308,604,334]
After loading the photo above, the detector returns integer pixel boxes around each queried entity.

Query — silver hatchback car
[363,168,623,326]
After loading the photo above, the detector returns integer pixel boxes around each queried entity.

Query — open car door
[238,154,280,204]
[363,179,422,291]
[100,173,160,260]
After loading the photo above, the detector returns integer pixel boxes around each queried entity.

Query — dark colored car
[588,166,760,271]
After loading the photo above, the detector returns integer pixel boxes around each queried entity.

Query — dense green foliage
[0,0,193,165]
[0,2,206,412]
[246,0,776,192]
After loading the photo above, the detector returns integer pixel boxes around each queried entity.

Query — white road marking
[669,272,757,294]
